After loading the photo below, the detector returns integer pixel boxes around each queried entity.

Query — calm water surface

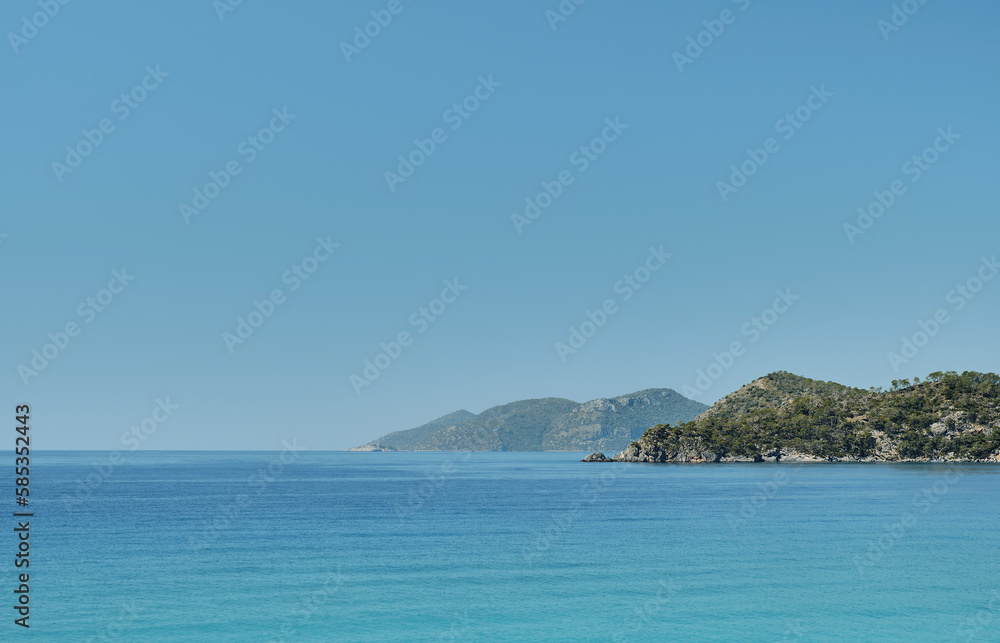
[9,451,1000,642]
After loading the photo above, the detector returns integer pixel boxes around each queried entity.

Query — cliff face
[616,437,724,463]
[599,371,1000,463]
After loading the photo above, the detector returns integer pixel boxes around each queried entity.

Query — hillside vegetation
[619,371,1000,462]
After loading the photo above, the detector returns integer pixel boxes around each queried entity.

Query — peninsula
[584,371,1000,463]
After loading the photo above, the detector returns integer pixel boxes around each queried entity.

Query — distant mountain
[363,410,477,451]
[354,389,708,452]
[542,389,708,451]
[601,371,1000,463]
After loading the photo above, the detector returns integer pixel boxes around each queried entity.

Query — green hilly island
[354,389,708,452]
[596,370,1000,463]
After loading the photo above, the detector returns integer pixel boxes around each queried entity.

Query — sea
[8,451,1000,642]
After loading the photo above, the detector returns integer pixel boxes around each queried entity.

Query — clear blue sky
[3,0,998,450]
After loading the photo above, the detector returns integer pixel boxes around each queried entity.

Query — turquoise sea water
[8,452,1000,641]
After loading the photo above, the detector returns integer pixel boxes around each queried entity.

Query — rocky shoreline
[583,443,1000,464]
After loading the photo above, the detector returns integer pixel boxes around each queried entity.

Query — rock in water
[582,452,612,462]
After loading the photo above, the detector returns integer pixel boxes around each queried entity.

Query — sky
[2,0,998,450]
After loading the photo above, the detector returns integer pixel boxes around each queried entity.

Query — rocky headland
[582,371,1000,464]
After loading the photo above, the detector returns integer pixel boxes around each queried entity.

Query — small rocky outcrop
[581,452,613,462]
[613,437,721,463]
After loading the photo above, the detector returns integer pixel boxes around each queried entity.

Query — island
[353,389,708,453]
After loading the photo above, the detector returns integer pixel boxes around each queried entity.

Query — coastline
[582,449,1000,464]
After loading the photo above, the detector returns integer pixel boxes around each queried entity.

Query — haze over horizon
[3,0,998,450]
